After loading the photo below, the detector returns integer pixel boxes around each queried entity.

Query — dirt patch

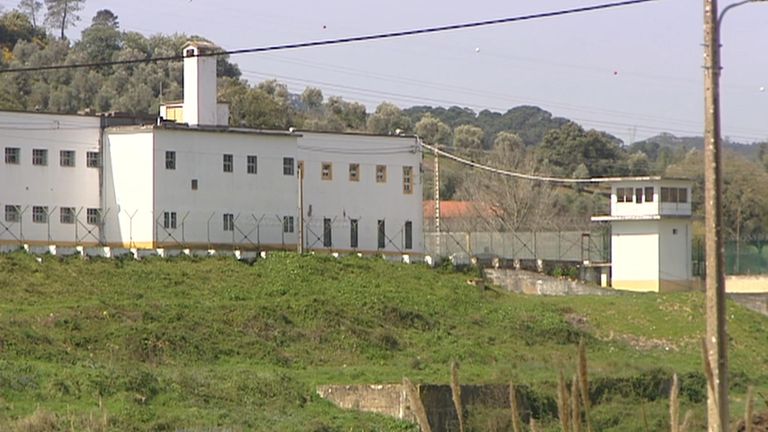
[735,411,768,432]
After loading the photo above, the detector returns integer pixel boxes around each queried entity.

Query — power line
[418,140,617,184]
[0,0,657,75]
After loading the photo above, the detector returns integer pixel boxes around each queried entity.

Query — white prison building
[0,41,423,255]
[592,177,693,292]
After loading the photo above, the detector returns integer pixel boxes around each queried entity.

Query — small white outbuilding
[592,177,694,292]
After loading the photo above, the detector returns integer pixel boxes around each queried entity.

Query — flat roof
[298,129,418,139]
[106,122,301,137]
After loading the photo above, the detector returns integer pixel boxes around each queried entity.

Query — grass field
[1,252,767,431]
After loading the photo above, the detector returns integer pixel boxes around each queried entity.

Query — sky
[2,0,767,144]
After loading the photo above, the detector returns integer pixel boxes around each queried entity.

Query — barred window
[32,206,48,223]
[166,151,176,170]
[5,147,20,164]
[5,205,20,223]
[283,157,294,176]
[403,166,413,194]
[86,151,101,168]
[223,154,233,173]
[163,211,177,229]
[283,216,294,233]
[87,208,100,225]
[60,150,76,167]
[223,213,234,231]
[247,155,258,174]
[60,207,76,224]
[33,149,47,166]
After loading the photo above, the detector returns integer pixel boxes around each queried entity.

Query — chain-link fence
[424,229,609,263]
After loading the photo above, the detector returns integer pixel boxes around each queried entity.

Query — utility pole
[703,0,728,429]
[433,145,441,258]
[297,161,304,254]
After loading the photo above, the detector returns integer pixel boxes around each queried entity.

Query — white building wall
[102,128,155,248]
[298,132,423,254]
[611,220,660,291]
[153,128,298,249]
[658,218,693,289]
[0,112,101,246]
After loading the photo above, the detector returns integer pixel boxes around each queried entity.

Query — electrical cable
[0,0,657,75]
[419,140,623,185]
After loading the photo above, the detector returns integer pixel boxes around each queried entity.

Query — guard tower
[592,177,693,292]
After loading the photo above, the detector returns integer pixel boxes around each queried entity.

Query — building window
[223,213,234,231]
[403,166,413,194]
[166,151,176,170]
[86,151,101,168]
[32,206,47,224]
[223,154,233,173]
[405,221,413,250]
[349,163,360,182]
[321,162,333,181]
[163,211,177,229]
[4,205,20,223]
[60,207,75,224]
[323,218,332,247]
[191,179,198,190]
[377,219,386,249]
[247,155,258,174]
[644,187,654,202]
[350,219,359,249]
[87,208,100,225]
[5,147,20,164]
[32,149,47,166]
[283,216,294,233]
[376,165,387,183]
[60,150,75,167]
[634,187,643,204]
[616,187,633,203]
[283,157,294,176]
[661,187,688,203]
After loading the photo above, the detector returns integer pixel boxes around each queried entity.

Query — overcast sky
[3,0,767,143]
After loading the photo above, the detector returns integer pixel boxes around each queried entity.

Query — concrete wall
[0,111,102,246]
[725,276,768,294]
[484,269,617,296]
[317,384,410,422]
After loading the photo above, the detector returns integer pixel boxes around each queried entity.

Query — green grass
[0,252,767,431]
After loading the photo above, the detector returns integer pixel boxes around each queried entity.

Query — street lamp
[703,0,766,430]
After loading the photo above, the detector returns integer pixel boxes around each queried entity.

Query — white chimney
[183,41,218,126]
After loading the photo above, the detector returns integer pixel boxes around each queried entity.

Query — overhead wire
[418,140,617,184]
[0,0,657,75]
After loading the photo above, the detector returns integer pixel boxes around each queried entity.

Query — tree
[77,9,120,63]
[17,0,43,30]
[44,0,85,39]
[453,124,484,150]
[415,113,451,145]
[301,87,323,110]
[536,122,627,177]
[367,102,411,135]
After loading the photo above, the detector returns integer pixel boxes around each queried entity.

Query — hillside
[1,253,767,431]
